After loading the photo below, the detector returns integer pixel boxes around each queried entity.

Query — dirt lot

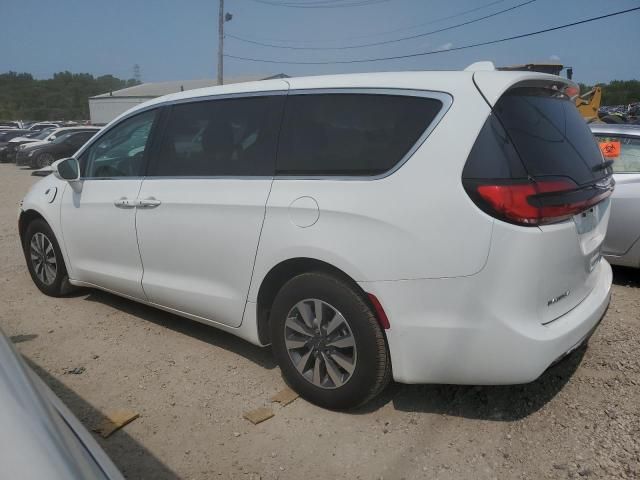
[0,163,638,479]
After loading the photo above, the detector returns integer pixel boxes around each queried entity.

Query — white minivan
[20,63,613,409]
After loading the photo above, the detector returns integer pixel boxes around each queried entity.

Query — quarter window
[149,95,283,177]
[82,110,156,178]
[276,93,443,176]
[594,135,640,173]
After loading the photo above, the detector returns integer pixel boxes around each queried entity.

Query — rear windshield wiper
[592,160,614,172]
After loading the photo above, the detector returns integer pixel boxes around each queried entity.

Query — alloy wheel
[30,232,57,285]
[37,153,55,169]
[284,299,357,389]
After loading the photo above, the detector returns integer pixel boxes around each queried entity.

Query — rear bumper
[361,259,611,385]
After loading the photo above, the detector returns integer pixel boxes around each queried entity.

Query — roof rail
[464,61,496,72]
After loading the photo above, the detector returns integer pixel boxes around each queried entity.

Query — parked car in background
[28,122,60,132]
[0,121,23,129]
[4,129,57,163]
[591,124,640,267]
[0,330,123,480]
[13,127,100,165]
[0,129,30,162]
[19,130,100,168]
[19,66,613,409]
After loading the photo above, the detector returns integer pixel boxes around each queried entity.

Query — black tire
[34,152,54,169]
[270,272,391,410]
[23,219,75,296]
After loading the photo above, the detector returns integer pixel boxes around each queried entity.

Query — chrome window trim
[274,88,453,181]
[169,89,288,106]
[81,177,145,181]
[81,176,274,181]
[141,176,273,181]
[76,87,453,182]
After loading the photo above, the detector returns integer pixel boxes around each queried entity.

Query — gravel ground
[0,163,638,479]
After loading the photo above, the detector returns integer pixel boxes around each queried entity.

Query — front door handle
[137,197,162,208]
[114,197,135,209]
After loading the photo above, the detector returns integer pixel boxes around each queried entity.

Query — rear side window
[149,95,284,177]
[277,93,443,176]
[68,131,96,147]
[462,114,527,180]
[594,135,640,173]
[492,87,605,185]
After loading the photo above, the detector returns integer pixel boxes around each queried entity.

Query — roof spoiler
[464,61,496,72]
[474,71,576,107]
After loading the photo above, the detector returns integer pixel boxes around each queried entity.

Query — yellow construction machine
[574,86,602,122]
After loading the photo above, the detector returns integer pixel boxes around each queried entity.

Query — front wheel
[35,152,55,169]
[270,272,391,410]
[23,219,75,296]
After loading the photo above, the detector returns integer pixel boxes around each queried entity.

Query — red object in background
[599,141,621,158]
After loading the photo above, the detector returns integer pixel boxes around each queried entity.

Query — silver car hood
[0,332,123,480]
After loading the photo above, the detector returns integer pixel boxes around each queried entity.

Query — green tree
[0,71,141,121]
[579,80,640,106]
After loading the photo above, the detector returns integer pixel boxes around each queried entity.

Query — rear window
[276,93,443,176]
[493,87,605,185]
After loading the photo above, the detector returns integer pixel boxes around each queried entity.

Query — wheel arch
[255,257,372,345]
[18,209,47,244]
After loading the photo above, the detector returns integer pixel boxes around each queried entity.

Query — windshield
[34,129,54,140]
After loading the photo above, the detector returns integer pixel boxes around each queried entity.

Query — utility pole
[217,1,232,85]
[217,0,224,85]
[133,64,141,83]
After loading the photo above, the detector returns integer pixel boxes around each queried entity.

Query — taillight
[468,178,613,226]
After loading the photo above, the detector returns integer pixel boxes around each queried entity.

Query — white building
[89,74,288,125]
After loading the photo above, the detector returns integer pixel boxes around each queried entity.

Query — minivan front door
[60,109,158,300]
[135,94,285,327]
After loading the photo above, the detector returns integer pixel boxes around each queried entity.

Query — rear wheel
[23,219,75,296]
[270,272,390,410]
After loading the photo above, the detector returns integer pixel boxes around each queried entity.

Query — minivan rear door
[135,92,287,328]
[471,74,613,324]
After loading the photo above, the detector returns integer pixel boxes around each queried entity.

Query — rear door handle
[137,197,162,208]
[114,197,135,209]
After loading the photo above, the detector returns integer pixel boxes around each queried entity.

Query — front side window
[276,93,443,176]
[149,95,283,177]
[594,135,640,173]
[82,110,156,178]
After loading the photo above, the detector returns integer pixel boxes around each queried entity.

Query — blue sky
[2,0,639,85]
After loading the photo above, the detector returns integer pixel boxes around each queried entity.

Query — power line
[224,6,640,65]
[245,0,390,8]
[229,0,507,43]
[227,0,536,50]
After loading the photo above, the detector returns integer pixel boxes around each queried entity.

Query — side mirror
[52,157,80,182]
